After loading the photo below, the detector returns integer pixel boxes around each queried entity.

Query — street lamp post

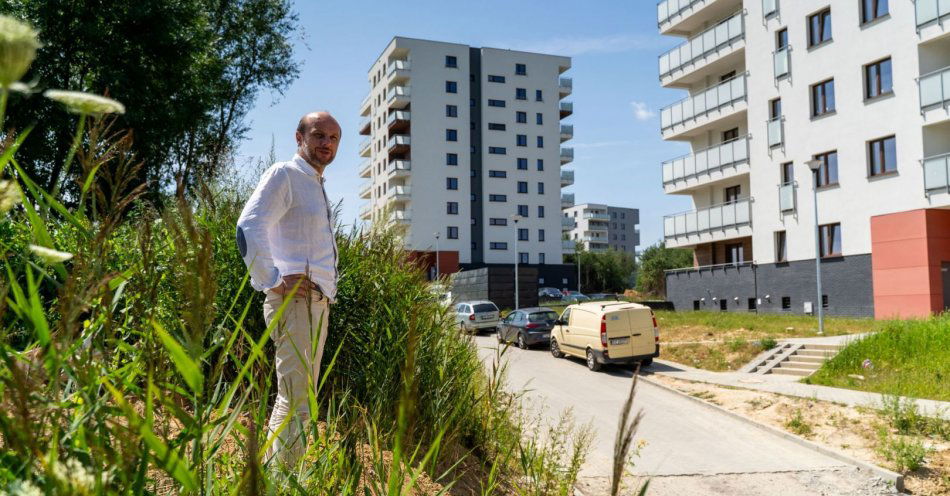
[511,214,523,310]
[434,232,440,281]
[806,159,825,335]
[577,244,581,294]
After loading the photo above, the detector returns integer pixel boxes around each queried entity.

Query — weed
[759,337,778,350]
[726,337,747,352]
[785,409,814,438]
[875,427,928,473]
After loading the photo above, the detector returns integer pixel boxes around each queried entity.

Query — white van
[550,302,660,371]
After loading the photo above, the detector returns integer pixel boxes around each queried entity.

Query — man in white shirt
[236,111,340,467]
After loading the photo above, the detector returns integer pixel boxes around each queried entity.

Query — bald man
[236,111,341,467]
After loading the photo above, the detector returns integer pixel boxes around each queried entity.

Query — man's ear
[295,131,303,145]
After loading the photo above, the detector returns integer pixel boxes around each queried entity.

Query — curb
[639,374,905,493]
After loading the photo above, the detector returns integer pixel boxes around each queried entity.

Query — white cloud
[498,34,662,57]
[630,101,656,121]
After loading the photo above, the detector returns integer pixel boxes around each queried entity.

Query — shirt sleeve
[236,166,291,291]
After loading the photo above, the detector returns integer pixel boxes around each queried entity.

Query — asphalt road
[472,334,899,496]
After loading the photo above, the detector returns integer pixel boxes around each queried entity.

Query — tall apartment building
[656,0,950,318]
[358,37,574,271]
[562,204,640,255]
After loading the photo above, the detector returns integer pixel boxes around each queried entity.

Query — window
[488,122,506,131]
[726,243,745,264]
[488,147,506,155]
[518,229,529,241]
[864,58,893,99]
[535,89,543,101]
[488,170,507,178]
[811,79,836,117]
[536,159,544,171]
[770,98,782,119]
[446,153,458,166]
[537,205,545,218]
[808,8,832,47]
[720,299,728,311]
[724,185,741,203]
[516,63,527,75]
[748,298,757,311]
[720,70,736,82]
[490,242,508,250]
[819,223,842,257]
[694,301,701,311]
[781,162,794,184]
[489,194,507,202]
[446,105,458,118]
[447,202,459,215]
[517,181,528,194]
[776,231,787,262]
[488,99,506,107]
[516,134,527,147]
[814,151,839,187]
[868,136,897,176]
[446,129,458,141]
[861,0,888,23]
[446,81,458,93]
[539,253,545,264]
[517,204,528,217]
[536,136,544,148]
[537,182,544,194]
[518,252,529,264]
[489,218,507,226]
[516,88,527,100]
[776,28,788,50]
[517,158,528,170]
[822,295,829,308]
[446,178,458,190]
[445,55,457,68]
[447,226,459,239]
[782,296,791,310]
[722,128,739,142]
[538,229,545,241]
[516,111,527,123]
[488,75,505,83]
[536,113,543,125]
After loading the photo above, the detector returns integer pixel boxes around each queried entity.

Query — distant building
[562,204,640,256]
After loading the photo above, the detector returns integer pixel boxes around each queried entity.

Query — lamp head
[806,159,822,171]
[510,214,523,223]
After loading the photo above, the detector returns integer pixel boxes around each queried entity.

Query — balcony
[358,182,372,199]
[658,11,744,87]
[388,159,411,178]
[585,225,608,235]
[920,66,950,120]
[387,60,410,84]
[560,101,573,118]
[358,137,371,157]
[773,46,790,80]
[559,77,573,97]
[359,116,371,136]
[388,134,410,155]
[560,124,574,142]
[663,198,753,248]
[359,159,372,178]
[662,135,750,194]
[387,110,410,133]
[561,193,575,208]
[560,169,574,187]
[583,235,608,242]
[360,94,371,117]
[561,217,576,230]
[387,86,410,109]
[762,0,778,17]
[389,210,410,224]
[778,182,796,212]
[916,0,950,30]
[660,73,747,139]
[562,239,576,253]
[767,117,784,148]
[657,0,742,36]
[387,185,411,203]
[359,203,371,220]
[583,212,610,221]
[924,152,950,196]
[560,147,574,164]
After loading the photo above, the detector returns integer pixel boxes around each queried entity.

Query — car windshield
[473,303,497,313]
[528,311,558,322]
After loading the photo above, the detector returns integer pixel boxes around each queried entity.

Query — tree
[636,242,693,298]
[1,0,299,202]
[565,247,637,293]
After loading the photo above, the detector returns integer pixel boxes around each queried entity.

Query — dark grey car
[496,307,559,349]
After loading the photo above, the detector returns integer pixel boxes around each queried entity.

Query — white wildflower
[43,90,125,116]
[0,180,20,213]
[7,479,42,496]
[29,244,73,263]
[64,458,95,491]
[0,16,41,88]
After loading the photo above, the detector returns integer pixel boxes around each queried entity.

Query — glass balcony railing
[661,73,747,132]
[389,159,411,174]
[920,65,950,111]
[778,182,795,212]
[560,124,574,139]
[387,60,410,76]
[767,116,784,148]
[662,135,749,186]
[560,169,574,185]
[359,138,371,153]
[561,217,576,228]
[924,152,950,195]
[561,193,575,206]
[657,0,706,25]
[562,240,576,251]
[773,46,790,79]
[916,0,950,28]
[560,147,575,163]
[658,11,744,79]
[388,185,411,199]
[583,212,610,221]
[559,77,573,95]
[762,0,778,17]
[663,198,752,240]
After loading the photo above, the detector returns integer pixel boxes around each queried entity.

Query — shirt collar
[291,154,326,182]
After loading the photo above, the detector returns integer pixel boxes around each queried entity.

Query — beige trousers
[262,291,330,467]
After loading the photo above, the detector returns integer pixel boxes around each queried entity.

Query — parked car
[587,293,620,301]
[455,301,500,334]
[562,291,590,304]
[538,287,564,301]
[550,301,660,372]
[497,307,559,349]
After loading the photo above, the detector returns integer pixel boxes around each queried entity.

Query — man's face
[297,117,341,167]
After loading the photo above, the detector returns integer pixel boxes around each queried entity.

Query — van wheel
[586,349,602,372]
[550,339,564,358]
[517,333,529,350]
[640,358,653,367]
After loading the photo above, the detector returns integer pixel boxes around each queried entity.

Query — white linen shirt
[236,154,338,301]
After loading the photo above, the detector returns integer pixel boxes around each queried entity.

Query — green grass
[654,310,879,342]
[806,315,950,401]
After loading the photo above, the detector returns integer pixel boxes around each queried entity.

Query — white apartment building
[562,203,640,254]
[358,37,574,269]
[657,0,950,318]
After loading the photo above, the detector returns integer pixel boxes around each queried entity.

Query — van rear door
[604,306,655,358]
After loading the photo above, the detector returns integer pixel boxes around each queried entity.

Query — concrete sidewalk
[648,359,950,420]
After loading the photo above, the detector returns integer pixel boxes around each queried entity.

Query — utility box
[804,301,814,315]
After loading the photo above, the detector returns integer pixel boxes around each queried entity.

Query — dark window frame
[868,135,897,177]
[445,80,458,93]
[487,74,506,83]
[776,231,788,263]
[487,99,506,108]
[446,177,459,190]
[446,153,458,166]
[819,222,842,258]
[813,150,839,187]
[517,181,528,194]
[811,79,836,117]
[516,88,527,100]
[864,57,893,100]
[516,111,527,124]
[447,201,459,215]
[446,129,458,142]
[861,0,889,24]
[445,55,458,68]
[808,8,833,48]
[488,170,507,178]
[447,226,459,239]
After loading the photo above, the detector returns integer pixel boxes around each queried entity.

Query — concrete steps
[744,342,845,377]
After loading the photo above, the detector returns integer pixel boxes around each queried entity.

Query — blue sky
[238,0,692,250]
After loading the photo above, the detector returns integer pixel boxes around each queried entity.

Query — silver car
[455,301,500,333]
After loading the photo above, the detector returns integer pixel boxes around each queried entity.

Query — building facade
[562,203,640,255]
[359,37,574,270]
[657,0,950,318]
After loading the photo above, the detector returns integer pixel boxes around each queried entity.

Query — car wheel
[550,339,564,358]
[586,349,602,372]
[640,358,653,367]
[517,333,528,350]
